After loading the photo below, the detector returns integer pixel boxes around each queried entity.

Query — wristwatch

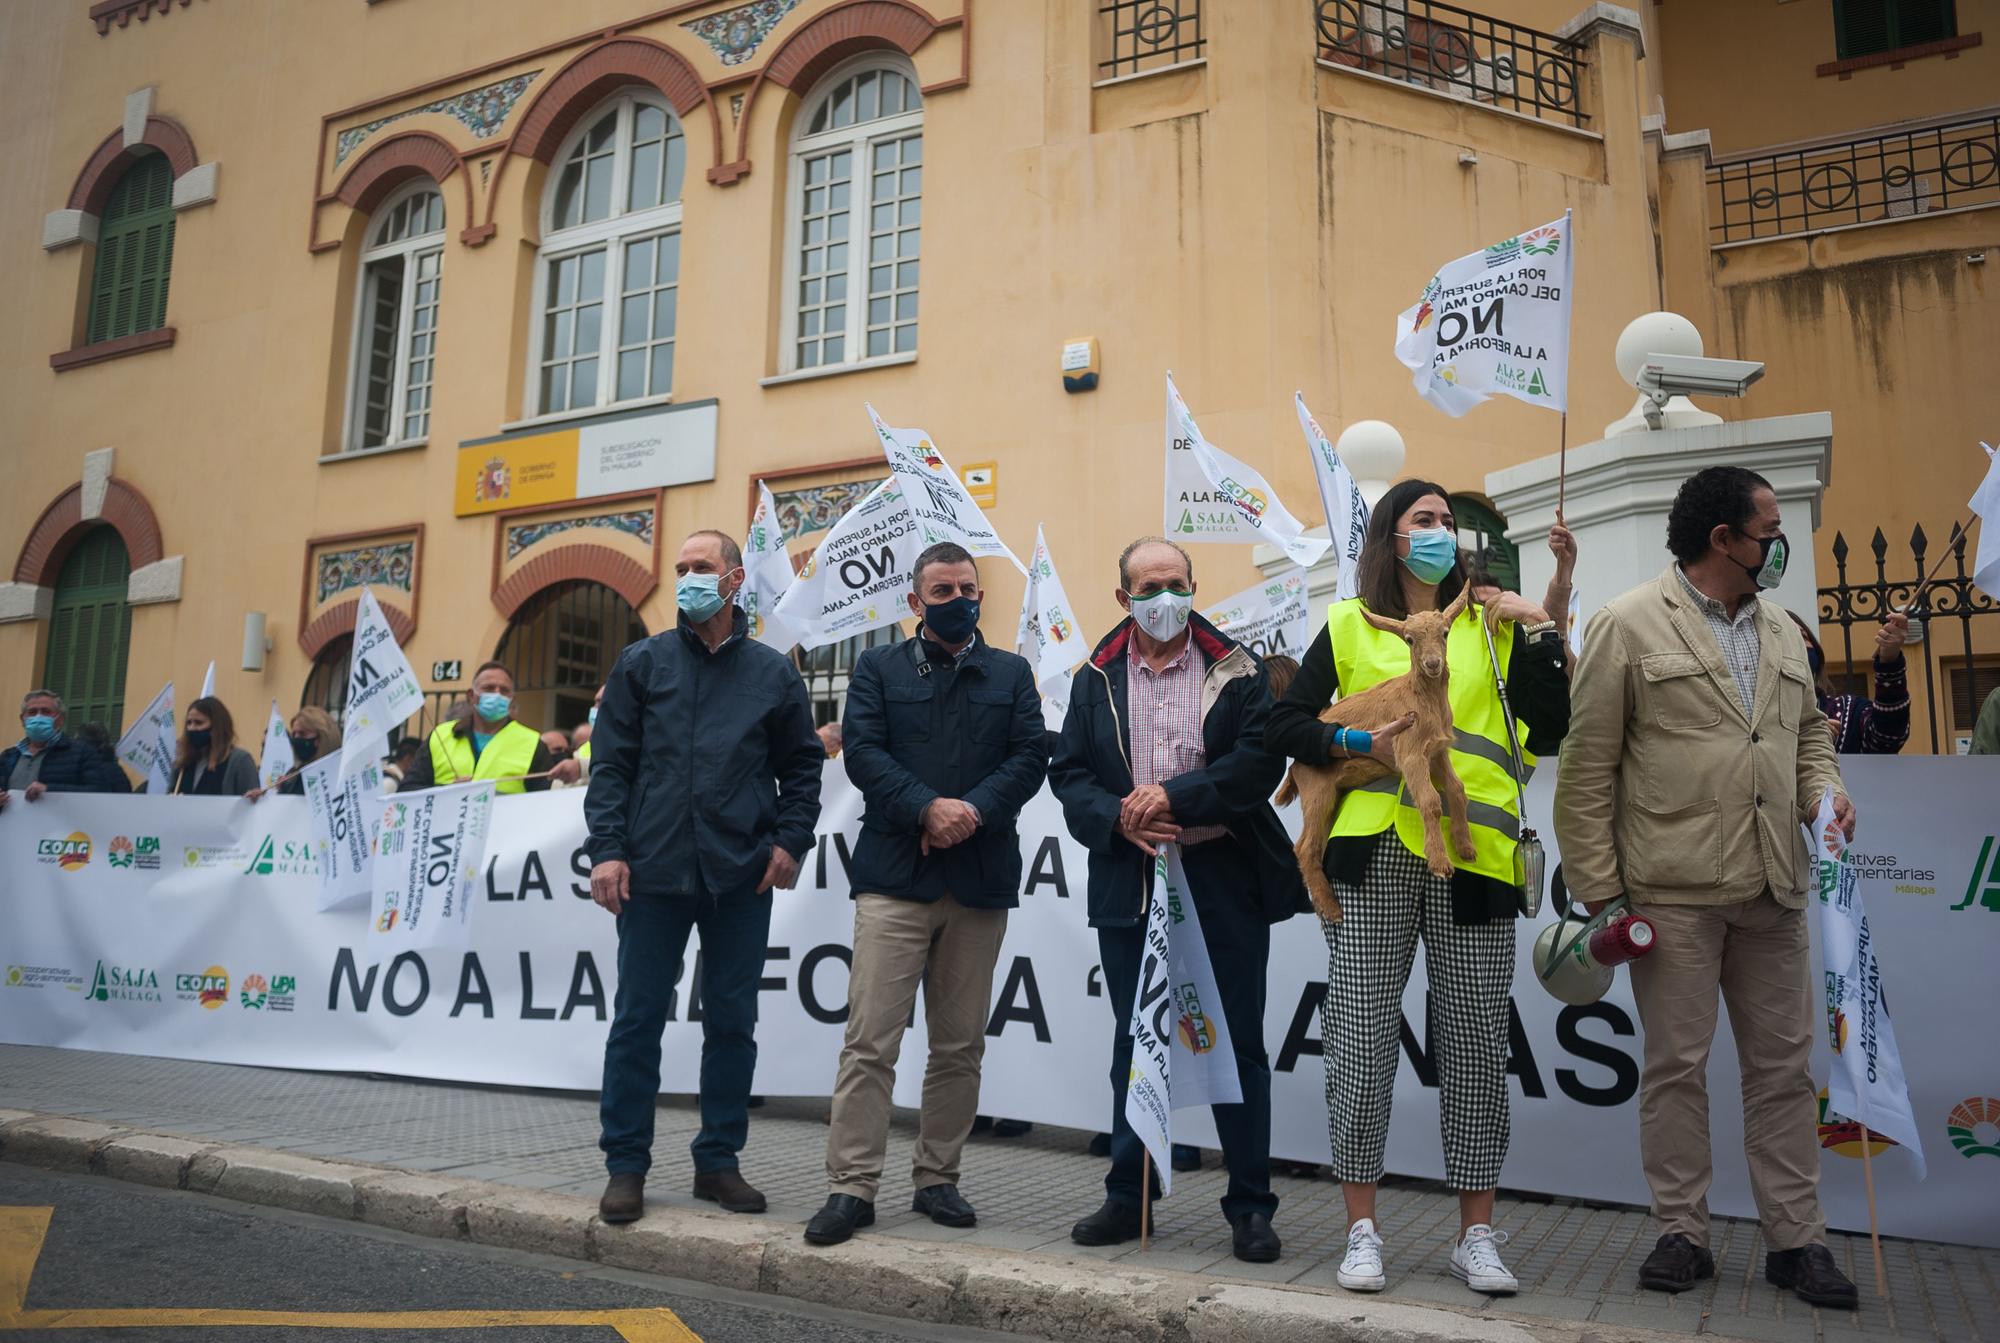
[1524,620,1561,644]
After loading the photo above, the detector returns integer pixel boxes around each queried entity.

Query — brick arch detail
[332,131,473,240]
[299,598,417,661]
[14,478,166,586]
[67,116,201,215]
[510,36,714,166]
[491,545,656,621]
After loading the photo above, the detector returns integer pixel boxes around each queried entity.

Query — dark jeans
[1098,838,1277,1222]
[599,886,773,1176]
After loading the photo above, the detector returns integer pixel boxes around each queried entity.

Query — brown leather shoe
[692,1168,767,1214]
[599,1172,644,1224]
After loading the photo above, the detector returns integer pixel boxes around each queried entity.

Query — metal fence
[1314,0,1586,128]
[1708,112,2000,244]
[1096,0,1204,81]
[1817,525,2000,754]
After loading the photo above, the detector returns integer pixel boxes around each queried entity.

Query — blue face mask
[22,715,57,745]
[677,572,728,622]
[923,596,981,645]
[476,693,512,722]
[1397,527,1460,585]
[588,706,598,727]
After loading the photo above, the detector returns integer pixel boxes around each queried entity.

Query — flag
[300,751,382,912]
[199,661,216,700]
[1566,586,1583,659]
[773,478,924,651]
[1971,441,2000,602]
[369,779,494,948]
[1812,787,1927,1178]
[742,480,805,652]
[867,404,1025,574]
[259,701,294,789]
[1202,569,1310,660]
[1394,210,1573,418]
[340,588,424,778]
[1015,526,1087,730]
[1164,374,1330,568]
[114,680,176,794]
[1296,393,1369,600]
[1124,844,1242,1198]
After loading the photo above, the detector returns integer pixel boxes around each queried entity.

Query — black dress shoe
[1087,1132,1112,1158]
[803,1194,875,1246]
[1638,1233,1716,1293]
[1766,1244,1858,1309]
[991,1119,1033,1138]
[691,1168,767,1214]
[913,1183,978,1227]
[1231,1212,1282,1263]
[1171,1143,1202,1172]
[599,1172,644,1224]
[1070,1198,1146,1246]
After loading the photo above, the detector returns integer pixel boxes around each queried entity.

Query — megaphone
[1532,864,1657,1005]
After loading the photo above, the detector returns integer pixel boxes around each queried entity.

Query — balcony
[1313,0,1587,129]
[1707,112,2000,245]
[1095,0,1205,83]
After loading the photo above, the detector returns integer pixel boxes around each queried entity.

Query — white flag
[369,778,493,948]
[340,588,424,778]
[259,701,295,789]
[1970,441,2000,602]
[301,751,381,912]
[867,405,1025,574]
[1014,526,1087,728]
[1164,374,1330,568]
[1296,394,1369,601]
[199,661,216,700]
[773,478,924,651]
[1566,586,1583,659]
[1394,211,1573,418]
[741,480,805,652]
[1202,569,1310,660]
[1812,788,1926,1178]
[114,680,176,794]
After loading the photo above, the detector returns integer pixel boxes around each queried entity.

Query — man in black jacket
[1048,537,1302,1263]
[0,690,131,810]
[587,530,824,1226]
[804,543,1049,1246]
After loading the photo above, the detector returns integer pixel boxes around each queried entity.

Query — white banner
[1124,850,1176,1194]
[1394,211,1572,417]
[868,405,1024,573]
[260,702,295,790]
[370,780,494,949]
[1160,845,1241,1112]
[741,480,804,653]
[1163,374,1330,568]
[1971,441,2000,602]
[342,589,425,777]
[114,681,175,794]
[773,478,922,651]
[300,752,382,913]
[3,759,1996,1247]
[1015,526,1086,728]
[1295,394,1369,602]
[1201,570,1309,661]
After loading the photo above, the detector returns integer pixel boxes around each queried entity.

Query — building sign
[454,401,718,518]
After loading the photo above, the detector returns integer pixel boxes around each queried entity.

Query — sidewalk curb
[0,1112,1658,1343]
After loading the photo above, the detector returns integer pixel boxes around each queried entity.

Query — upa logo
[1946,1097,2000,1160]
[1815,1088,1899,1159]
[175,965,230,1009]
[36,831,92,872]
[1521,225,1562,256]
[1953,836,2000,912]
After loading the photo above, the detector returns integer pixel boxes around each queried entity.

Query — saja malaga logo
[244,836,316,878]
[87,961,162,1003]
[1953,837,2000,912]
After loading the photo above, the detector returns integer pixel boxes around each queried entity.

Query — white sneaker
[1337,1218,1386,1291]
[1450,1224,1519,1295]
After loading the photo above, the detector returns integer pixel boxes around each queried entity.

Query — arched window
[87,151,175,345]
[786,60,923,372]
[495,580,649,733]
[303,635,353,720]
[42,527,133,736]
[347,184,445,452]
[531,92,685,416]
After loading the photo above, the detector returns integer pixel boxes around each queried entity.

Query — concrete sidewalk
[0,1045,1990,1341]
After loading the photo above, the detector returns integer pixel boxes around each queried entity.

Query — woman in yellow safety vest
[1266,479,1572,1299]
[398,661,580,795]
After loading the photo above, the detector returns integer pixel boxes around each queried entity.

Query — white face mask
[1128,589,1193,640]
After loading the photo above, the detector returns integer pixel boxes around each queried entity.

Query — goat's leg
[1436,756,1477,861]
[1398,741,1453,877]
[1292,775,1346,923]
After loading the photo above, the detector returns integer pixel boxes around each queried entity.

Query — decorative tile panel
[772,477,886,544]
[315,541,414,604]
[505,508,656,562]
[335,71,540,167]
[682,0,801,67]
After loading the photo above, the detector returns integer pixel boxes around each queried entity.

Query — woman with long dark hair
[1266,479,1571,1298]
[170,697,259,796]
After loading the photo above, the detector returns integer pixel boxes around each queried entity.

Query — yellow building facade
[1,0,1994,751]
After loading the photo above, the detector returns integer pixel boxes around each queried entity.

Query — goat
[1281,587,1479,923]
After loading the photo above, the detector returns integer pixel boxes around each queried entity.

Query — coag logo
[1175,984,1216,1055]
[36,832,92,872]
[1952,837,2000,912]
[1946,1097,2000,1160]
[377,907,399,933]
[1815,1088,1899,1159]
[175,965,230,1009]
[913,438,946,471]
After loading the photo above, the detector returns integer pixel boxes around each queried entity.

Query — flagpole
[1907,518,1970,607]
[1860,1135,1889,1297]
[1140,1152,1152,1251]
[1557,412,1569,521]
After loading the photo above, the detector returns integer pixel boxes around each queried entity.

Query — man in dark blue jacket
[1048,537,1305,1263]
[586,530,824,1226]
[803,542,1049,1246]
[0,689,131,811]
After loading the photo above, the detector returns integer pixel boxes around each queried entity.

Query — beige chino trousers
[825,892,1008,1203]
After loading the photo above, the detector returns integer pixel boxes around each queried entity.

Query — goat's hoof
[1427,856,1456,878]
[1455,837,1477,861]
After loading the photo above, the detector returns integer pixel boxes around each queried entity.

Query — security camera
[1635,353,1764,427]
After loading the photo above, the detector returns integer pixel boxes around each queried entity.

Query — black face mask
[288,735,319,763]
[923,596,981,644]
[186,729,213,753]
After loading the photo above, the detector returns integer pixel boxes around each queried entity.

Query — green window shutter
[1834,0,1893,58]
[86,152,176,345]
[1897,0,1957,45]
[42,527,134,737]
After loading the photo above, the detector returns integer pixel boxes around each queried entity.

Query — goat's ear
[1443,585,1472,624]
[1360,609,1405,637]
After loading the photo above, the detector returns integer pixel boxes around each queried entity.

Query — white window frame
[526,89,686,420]
[342,180,446,454]
[780,54,924,377]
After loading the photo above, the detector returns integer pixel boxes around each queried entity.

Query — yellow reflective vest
[427,719,540,795]
[1325,598,1532,884]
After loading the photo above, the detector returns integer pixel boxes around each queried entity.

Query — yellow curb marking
[1,1206,699,1340]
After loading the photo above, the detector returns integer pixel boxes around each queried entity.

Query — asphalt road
[0,1165,1042,1343]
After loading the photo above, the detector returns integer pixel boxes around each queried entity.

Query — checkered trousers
[1318,840,1517,1191]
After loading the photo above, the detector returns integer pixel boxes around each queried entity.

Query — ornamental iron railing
[1708,113,2000,244]
[1314,0,1586,128]
[1096,0,1205,81]
[1818,525,2000,754]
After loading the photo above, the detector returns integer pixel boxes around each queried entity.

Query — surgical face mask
[1397,527,1460,585]
[1128,588,1193,640]
[923,595,981,644]
[1734,530,1789,591]
[476,693,512,722]
[287,734,319,763]
[22,715,57,745]
[676,572,728,622]
[588,706,598,727]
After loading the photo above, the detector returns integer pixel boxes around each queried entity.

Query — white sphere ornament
[1614,312,1704,388]
[1337,420,1406,507]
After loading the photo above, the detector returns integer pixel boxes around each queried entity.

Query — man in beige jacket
[1555,466,1857,1311]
